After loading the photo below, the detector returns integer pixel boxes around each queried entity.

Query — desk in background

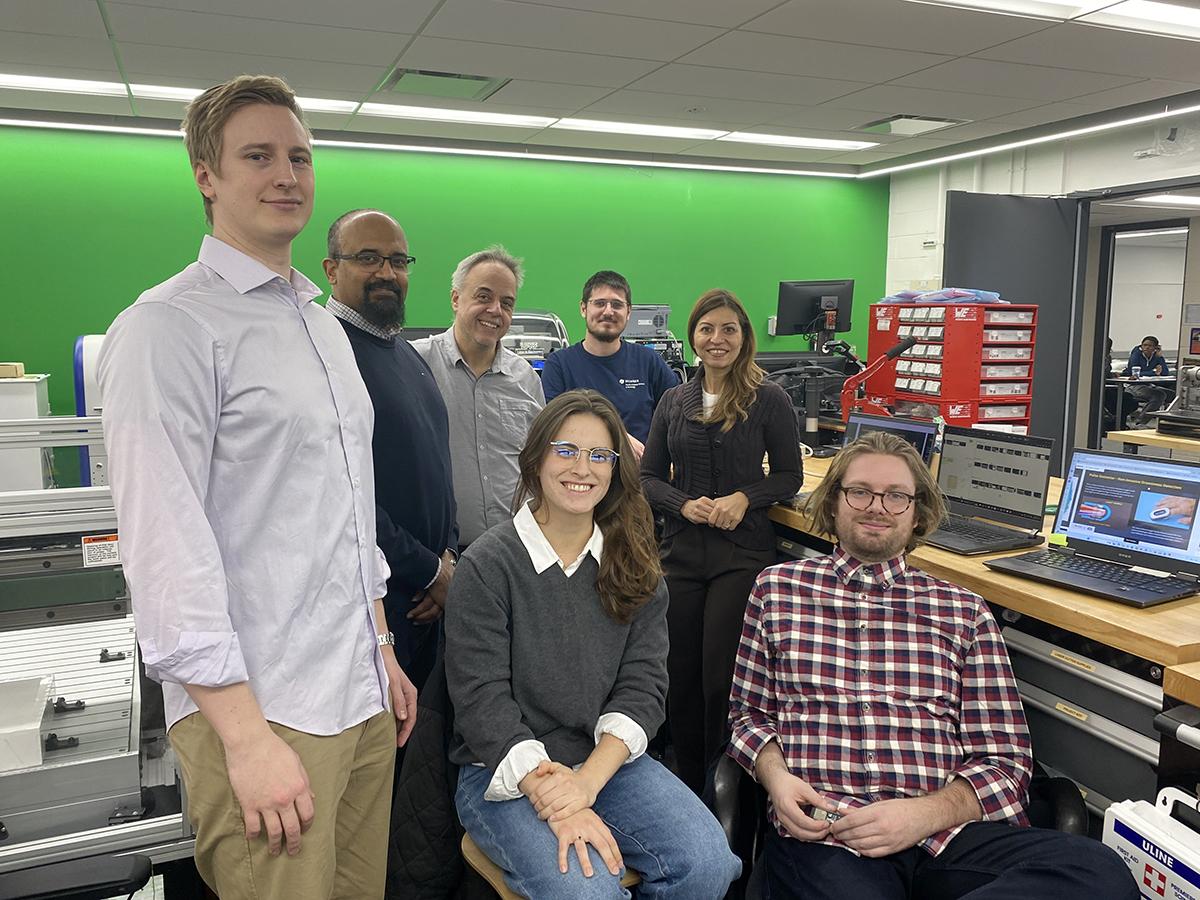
[1105,428,1200,457]
[772,454,1200,811]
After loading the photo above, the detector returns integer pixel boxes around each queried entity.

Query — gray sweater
[445,519,669,771]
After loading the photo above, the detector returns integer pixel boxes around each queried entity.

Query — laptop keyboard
[1018,549,1193,593]
[937,515,1020,542]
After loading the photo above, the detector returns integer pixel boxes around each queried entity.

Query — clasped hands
[682,491,749,531]
[521,760,623,878]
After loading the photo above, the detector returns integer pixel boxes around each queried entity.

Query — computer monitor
[776,280,854,336]
[937,426,1055,530]
[1054,448,1200,577]
[843,412,940,466]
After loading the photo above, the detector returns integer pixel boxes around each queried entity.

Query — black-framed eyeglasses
[587,297,627,312]
[839,486,915,515]
[549,441,620,466]
[334,251,417,271]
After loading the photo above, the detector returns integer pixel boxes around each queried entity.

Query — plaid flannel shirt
[728,546,1032,856]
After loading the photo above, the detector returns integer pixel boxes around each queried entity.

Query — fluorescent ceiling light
[550,118,727,140]
[0,73,130,97]
[357,102,555,128]
[904,0,1116,19]
[0,117,182,138]
[1131,194,1200,206]
[1081,0,1200,39]
[865,99,1200,177]
[718,131,878,151]
[1114,227,1189,238]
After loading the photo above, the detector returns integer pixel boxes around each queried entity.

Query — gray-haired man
[412,246,544,549]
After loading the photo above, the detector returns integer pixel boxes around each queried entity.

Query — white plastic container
[0,675,53,772]
[981,364,1031,379]
[980,382,1029,397]
[983,328,1033,343]
[981,403,1028,419]
[984,309,1035,325]
[982,346,1032,361]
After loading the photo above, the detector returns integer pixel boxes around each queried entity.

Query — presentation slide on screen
[1067,469,1200,552]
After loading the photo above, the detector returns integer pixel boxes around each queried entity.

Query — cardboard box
[0,362,26,378]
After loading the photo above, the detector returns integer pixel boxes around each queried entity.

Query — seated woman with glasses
[641,289,802,796]
[446,390,740,900]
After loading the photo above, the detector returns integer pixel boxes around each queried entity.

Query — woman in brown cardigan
[641,288,802,794]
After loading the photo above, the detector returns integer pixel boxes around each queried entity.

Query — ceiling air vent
[381,68,510,102]
[857,115,968,136]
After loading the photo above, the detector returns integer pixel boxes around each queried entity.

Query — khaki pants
[170,710,395,900]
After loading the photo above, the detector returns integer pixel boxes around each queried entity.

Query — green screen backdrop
[0,126,888,483]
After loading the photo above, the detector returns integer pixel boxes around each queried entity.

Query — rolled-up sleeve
[99,303,248,688]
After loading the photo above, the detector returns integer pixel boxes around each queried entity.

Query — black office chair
[710,755,1087,900]
[0,855,152,900]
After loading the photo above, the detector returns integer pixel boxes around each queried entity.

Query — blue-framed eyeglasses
[549,441,620,466]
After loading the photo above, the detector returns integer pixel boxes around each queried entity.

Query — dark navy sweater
[338,319,457,646]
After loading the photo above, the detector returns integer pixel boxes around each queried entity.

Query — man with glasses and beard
[727,431,1136,900]
[324,209,457,692]
[541,270,678,458]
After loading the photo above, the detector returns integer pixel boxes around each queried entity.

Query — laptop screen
[938,427,1054,529]
[1055,449,1200,576]
[843,413,940,466]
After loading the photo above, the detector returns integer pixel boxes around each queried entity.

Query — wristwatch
[376,631,395,647]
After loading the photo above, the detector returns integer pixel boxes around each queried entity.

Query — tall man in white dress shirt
[98,75,417,900]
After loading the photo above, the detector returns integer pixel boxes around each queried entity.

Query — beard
[836,515,910,563]
[587,321,621,343]
[359,279,405,330]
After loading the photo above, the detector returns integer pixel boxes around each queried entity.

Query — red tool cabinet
[865,302,1037,430]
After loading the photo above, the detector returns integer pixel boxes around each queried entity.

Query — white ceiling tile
[679,31,951,83]
[627,65,866,106]
[579,90,802,127]
[0,90,135,117]
[485,80,611,112]
[526,130,710,155]
[512,0,782,28]
[912,121,1017,142]
[5,0,110,39]
[424,0,722,61]
[1062,81,1200,114]
[0,31,121,71]
[754,105,891,131]
[398,36,661,88]
[106,4,412,67]
[975,22,1200,83]
[894,58,1139,102]
[117,44,388,94]
[100,0,439,31]
[984,102,1097,129]
[0,61,125,84]
[742,0,1054,55]
[821,85,1040,119]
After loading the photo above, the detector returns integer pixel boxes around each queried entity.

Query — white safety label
[82,533,121,568]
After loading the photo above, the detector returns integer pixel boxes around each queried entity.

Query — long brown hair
[687,289,765,432]
[804,430,946,553]
[513,390,661,622]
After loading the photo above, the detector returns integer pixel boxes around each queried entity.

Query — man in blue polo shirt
[541,270,678,456]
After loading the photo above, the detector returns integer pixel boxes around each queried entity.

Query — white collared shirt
[483,503,648,801]
[99,235,390,735]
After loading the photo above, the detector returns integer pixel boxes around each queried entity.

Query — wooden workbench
[1106,428,1200,455]
[770,456,1200,668]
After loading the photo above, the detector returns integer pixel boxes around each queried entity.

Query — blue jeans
[456,755,741,899]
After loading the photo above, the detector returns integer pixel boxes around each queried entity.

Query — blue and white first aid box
[1104,788,1200,899]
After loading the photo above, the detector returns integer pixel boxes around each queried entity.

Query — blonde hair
[181,75,307,226]
[687,289,764,432]
[804,430,946,553]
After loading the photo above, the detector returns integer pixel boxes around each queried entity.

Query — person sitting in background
[446,390,740,899]
[1103,337,1138,430]
[727,431,1137,900]
[1122,335,1173,424]
[640,289,801,796]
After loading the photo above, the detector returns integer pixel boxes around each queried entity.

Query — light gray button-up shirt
[411,329,544,545]
[99,236,390,734]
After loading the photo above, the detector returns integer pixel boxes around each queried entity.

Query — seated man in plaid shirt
[728,431,1136,899]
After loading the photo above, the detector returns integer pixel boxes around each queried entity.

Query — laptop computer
[925,426,1054,555]
[843,412,940,466]
[985,448,1200,607]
